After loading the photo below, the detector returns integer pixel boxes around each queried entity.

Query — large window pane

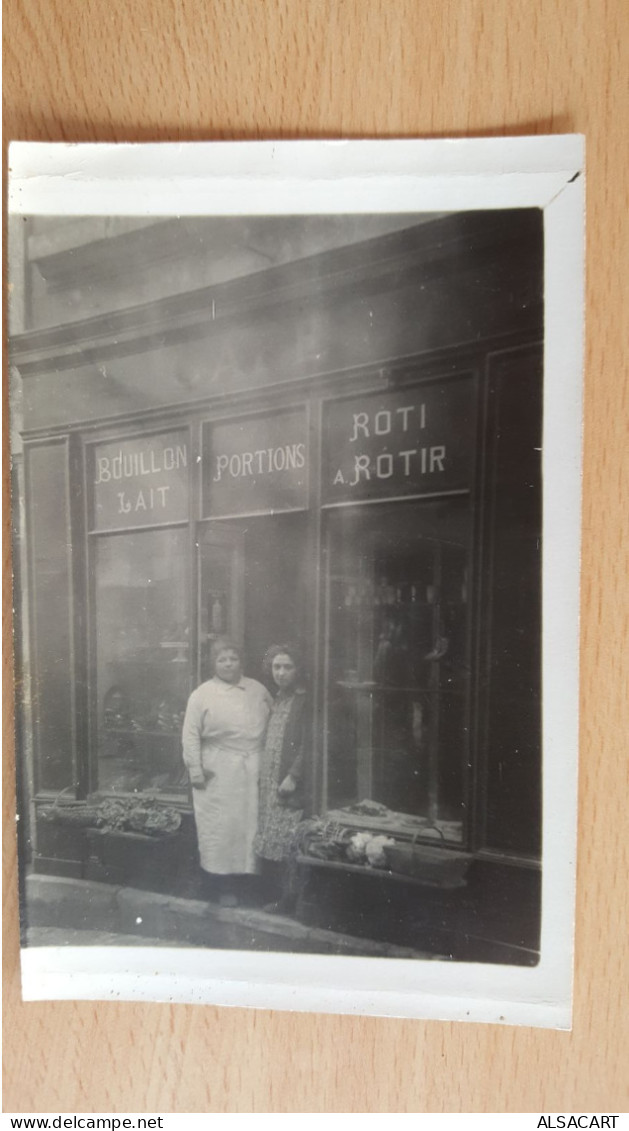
[94,528,190,796]
[325,499,470,843]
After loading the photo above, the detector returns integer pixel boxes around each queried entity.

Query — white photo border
[10,136,585,1029]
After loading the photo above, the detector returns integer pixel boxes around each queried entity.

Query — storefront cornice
[19,329,542,440]
[11,210,543,378]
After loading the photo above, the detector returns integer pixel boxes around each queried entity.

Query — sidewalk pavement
[23,874,436,959]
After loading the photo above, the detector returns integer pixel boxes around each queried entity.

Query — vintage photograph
[7,139,583,1022]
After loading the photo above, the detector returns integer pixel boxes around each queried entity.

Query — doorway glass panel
[198,512,309,688]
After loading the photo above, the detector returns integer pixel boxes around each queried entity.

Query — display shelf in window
[99,662,189,796]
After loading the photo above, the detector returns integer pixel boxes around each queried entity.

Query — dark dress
[254,687,309,862]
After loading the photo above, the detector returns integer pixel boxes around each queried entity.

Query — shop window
[324,499,471,843]
[93,528,190,797]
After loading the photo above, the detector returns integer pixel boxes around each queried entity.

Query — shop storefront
[11,209,543,962]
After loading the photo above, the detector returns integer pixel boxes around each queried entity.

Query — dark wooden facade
[11,209,544,962]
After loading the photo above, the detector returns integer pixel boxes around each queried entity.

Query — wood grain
[3,0,628,1113]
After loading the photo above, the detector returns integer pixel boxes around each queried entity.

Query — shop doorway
[198,511,310,688]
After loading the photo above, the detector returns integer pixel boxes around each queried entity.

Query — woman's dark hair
[262,642,305,680]
[209,637,243,670]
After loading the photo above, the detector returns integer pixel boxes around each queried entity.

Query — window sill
[296,851,470,890]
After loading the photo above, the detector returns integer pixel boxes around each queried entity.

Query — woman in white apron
[182,638,272,905]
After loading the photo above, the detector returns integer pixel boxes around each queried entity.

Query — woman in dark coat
[254,643,310,913]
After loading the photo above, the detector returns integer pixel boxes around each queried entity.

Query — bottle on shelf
[211,594,224,633]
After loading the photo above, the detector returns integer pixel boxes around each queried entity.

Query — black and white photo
[8,138,584,1026]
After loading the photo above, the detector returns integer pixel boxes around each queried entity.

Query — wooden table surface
[3,0,628,1113]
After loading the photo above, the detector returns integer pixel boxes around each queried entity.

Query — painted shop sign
[202,409,308,517]
[90,430,190,530]
[322,376,476,504]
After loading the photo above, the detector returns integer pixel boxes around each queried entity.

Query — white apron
[182,676,272,874]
